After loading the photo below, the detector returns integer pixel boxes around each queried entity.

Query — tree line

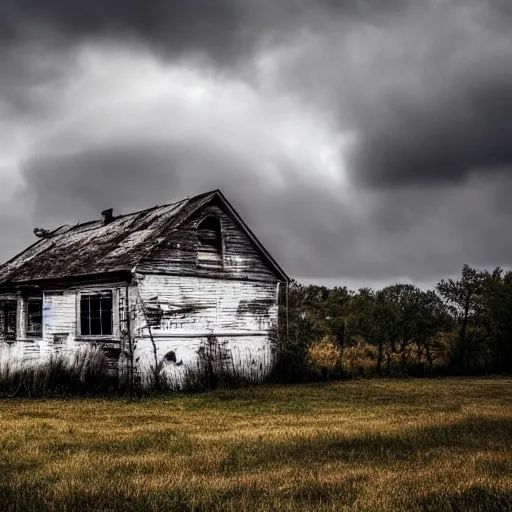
[275,264,512,381]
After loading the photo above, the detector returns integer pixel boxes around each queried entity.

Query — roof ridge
[63,199,186,231]
[111,189,219,223]
[44,192,218,237]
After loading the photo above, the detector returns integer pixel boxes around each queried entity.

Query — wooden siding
[129,199,283,385]
[43,291,76,342]
[0,282,130,372]
[137,204,280,283]
[0,274,280,385]
[134,334,276,386]
[135,274,278,335]
[132,274,279,385]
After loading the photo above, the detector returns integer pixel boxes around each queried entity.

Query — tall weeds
[143,336,273,393]
[0,347,119,398]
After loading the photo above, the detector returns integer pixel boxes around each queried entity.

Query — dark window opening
[27,299,43,336]
[164,350,176,363]
[197,215,222,268]
[80,291,113,336]
[0,301,17,339]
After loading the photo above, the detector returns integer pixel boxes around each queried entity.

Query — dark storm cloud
[5,0,512,187]
[20,140,512,283]
[0,0,415,66]
[273,1,512,189]
[0,0,408,116]
[348,53,512,188]
[0,1,249,66]
[0,1,249,116]
[5,0,512,284]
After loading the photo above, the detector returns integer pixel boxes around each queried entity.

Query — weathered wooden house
[0,190,288,386]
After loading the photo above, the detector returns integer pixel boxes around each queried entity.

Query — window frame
[78,289,114,338]
[1,300,17,340]
[26,298,43,337]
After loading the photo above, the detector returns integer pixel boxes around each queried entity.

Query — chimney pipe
[101,208,114,225]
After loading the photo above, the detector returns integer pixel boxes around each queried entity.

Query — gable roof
[0,190,288,287]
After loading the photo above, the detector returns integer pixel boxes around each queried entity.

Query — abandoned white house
[0,189,288,385]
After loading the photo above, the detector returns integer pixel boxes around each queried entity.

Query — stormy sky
[1,0,512,289]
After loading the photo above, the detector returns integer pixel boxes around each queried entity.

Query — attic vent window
[197,215,223,269]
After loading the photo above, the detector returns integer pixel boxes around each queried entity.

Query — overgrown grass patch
[0,378,511,511]
[0,348,119,397]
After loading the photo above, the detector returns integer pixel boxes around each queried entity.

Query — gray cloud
[21,141,262,223]
[0,1,313,74]
[0,0,404,49]
[348,53,512,188]
[0,42,76,117]
[275,1,512,189]
[19,139,512,283]
[0,0,420,87]
[19,139,350,276]
[0,1,252,117]
[3,0,512,286]
[0,1,245,56]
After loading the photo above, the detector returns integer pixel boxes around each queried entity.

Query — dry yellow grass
[1,378,511,511]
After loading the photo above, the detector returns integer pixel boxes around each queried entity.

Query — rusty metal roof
[0,190,217,286]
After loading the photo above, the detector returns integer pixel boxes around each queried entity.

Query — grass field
[0,378,511,511]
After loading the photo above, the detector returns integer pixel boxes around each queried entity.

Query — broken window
[197,215,223,268]
[27,299,43,336]
[0,301,17,339]
[80,290,113,336]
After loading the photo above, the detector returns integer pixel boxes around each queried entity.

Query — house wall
[131,200,284,387]
[0,283,129,372]
[137,204,279,282]
[0,274,282,387]
[132,274,279,386]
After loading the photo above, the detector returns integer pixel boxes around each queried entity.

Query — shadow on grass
[419,486,512,512]
[42,428,194,457]
[0,417,511,511]
[212,416,512,475]
[0,480,363,512]
[1,481,510,512]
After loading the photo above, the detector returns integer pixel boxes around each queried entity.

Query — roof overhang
[0,269,133,292]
